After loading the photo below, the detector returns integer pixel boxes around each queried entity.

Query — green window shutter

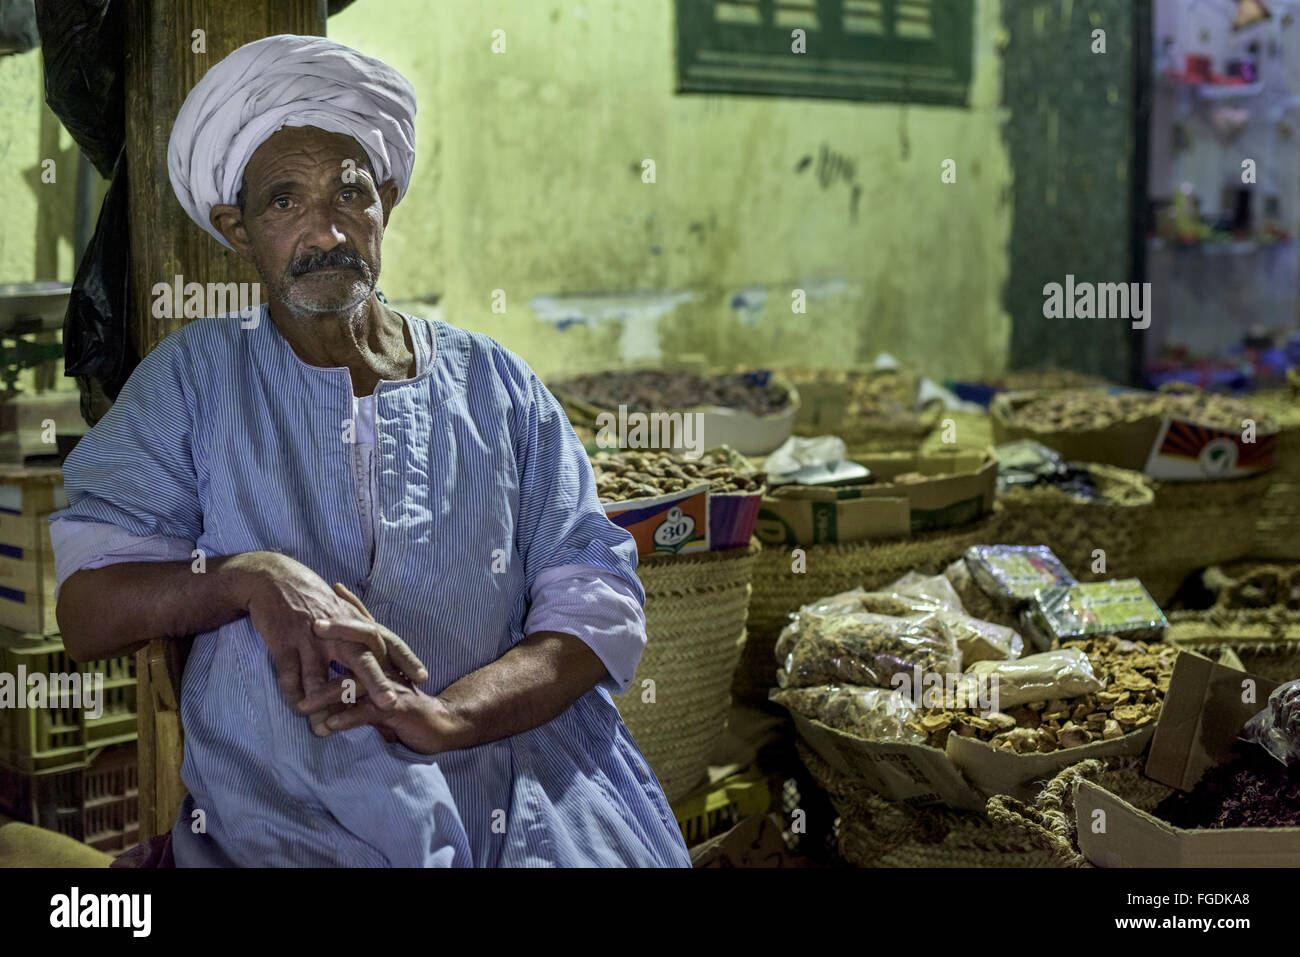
[676,0,972,106]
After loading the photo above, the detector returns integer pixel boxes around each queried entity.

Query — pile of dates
[554,369,790,417]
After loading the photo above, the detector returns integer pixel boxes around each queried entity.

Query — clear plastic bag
[778,610,960,691]
[769,684,922,742]
[965,648,1103,709]
[1243,679,1300,767]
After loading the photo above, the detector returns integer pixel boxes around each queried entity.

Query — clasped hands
[234,551,462,755]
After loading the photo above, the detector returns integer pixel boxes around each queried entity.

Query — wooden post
[123,0,327,357]
[121,0,327,841]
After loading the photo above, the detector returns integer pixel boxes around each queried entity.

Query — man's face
[211,125,398,317]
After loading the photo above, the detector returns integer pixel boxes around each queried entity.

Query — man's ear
[378,179,399,227]
[209,204,254,260]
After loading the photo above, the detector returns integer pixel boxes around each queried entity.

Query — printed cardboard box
[991,391,1278,480]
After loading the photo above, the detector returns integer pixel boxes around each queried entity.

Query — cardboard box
[789,711,987,810]
[1074,654,1299,867]
[754,486,909,546]
[753,448,995,546]
[603,484,709,557]
[790,695,1157,808]
[947,724,1156,802]
[991,391,1278,480]
[849,449,997,531]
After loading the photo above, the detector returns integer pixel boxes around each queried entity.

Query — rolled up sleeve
[525,564,647,696]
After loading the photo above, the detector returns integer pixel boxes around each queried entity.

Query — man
[50,34,690,868]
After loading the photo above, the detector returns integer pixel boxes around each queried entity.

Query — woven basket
[1165,607,1300,681]
[1126,471,1275,605]
[986,757,1174,867]
[734,513,1001,705]
[615,539,760,803]
[798,742,1061,867]
[1201,561,1300,612]
[1246,390,1300,560]
[994,464,1155,581]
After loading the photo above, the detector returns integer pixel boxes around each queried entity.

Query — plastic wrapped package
[963,545,1076,608]
[943,558,1022,630]
[939,611,1024,665]
[1243,679,1300,767]
[768,684,923,742]
[778,610,960,690]
[965,648,1104,709]
[1022,579,1167,651]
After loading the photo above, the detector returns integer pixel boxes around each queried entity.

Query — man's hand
[295,583,466,752]
[224,552,428,711]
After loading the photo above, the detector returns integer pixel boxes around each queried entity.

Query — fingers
[314,617,385,657]
[343,648,400,711]
[324,699,386,732]
[297,637,331,700]
[272,647,305,706]
[296,674,371,716]
[332,582,376,620]
[313,617,428,684]
[376,631,428,683]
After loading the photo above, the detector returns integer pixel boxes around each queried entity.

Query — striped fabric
[49,307,690,867]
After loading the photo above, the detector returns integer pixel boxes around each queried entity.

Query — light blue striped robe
[50,309,690,867]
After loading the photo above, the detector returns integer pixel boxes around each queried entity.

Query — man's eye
[272,196,292,210]
[340,189,357,202]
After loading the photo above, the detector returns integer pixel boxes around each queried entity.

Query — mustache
[289,248,369,278]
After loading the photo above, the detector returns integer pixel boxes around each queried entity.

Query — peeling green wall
[329,0,1014,381]
[0,48,77,284]
[0,0,1015,384]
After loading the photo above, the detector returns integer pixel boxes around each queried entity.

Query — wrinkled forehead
[241,125,377,191]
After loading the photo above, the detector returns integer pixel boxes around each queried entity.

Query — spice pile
[1154,743,1300,830]
[1004,389,1277,434]
[590,449,764,502]
[555,369,790,417]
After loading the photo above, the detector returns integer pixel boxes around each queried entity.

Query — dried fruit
[555,369,791,418]
[591,449,764,502]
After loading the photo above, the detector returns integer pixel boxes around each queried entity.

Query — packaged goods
[768,684,922,742]
[965,648,1102,709]
[773,573,1021,665]
[943,558,1021,630]
[963,545,1076,606]
[1242,679,1300,767]
[1022,578,1167,651]
[778,611,959,691]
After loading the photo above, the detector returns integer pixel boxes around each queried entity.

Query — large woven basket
[994,464,1155,581]
[1245,389,1300,560]
[798,742,1061,867]
[734,513,1001,705]
[1165,607,1300,681]
[1126,471,1275,605]
[986,757,1174,867]
[616,539,760,802]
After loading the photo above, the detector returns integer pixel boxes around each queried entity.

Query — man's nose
[298,200,348,250]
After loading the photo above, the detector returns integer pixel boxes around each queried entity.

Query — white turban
[167,34,417,248]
